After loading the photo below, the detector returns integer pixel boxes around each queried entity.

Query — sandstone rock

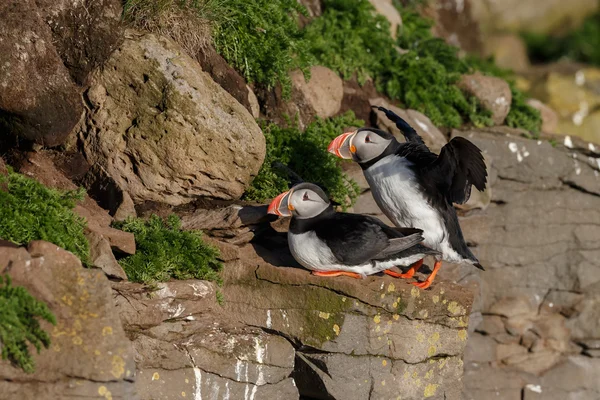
[370,98,448,153]
[113,280,219,330]
[37,0,124,85]
[489,296,536,318]
[338,79,379,123]
[538,356,600,393]
[484,34,530,73]
[475,315,505,335]
[247,85,261,119]
[496,343,527,361]
[179,204,273,244]
[464,333,497,363]
[113,191,137,222]
[526,99,559,134]
[80,30,265,205]
[470,0,598,35]
[0,0,83,146]
[369,0,402,39]
[113,280,299,399]
[221,241,475,399]
[0,241,135,398]
[196,44,254,114]
[86,228,127,280]
[290,66,344,119]
[458,73,512,125]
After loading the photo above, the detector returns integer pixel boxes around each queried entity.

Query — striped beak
[267,190,293,217]
[327,131,356,159]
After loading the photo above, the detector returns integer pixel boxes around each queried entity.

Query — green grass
[0,170,89,263]
[123,0,315,98]
[0,275,56,373]
[115,215,222,284]
[523,12,600,67]
[244,112,362,208]
[213,0,315,97]
[304,0,395,85]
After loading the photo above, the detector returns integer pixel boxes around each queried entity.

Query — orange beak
[267,190,293,217]
[327,131,356,159]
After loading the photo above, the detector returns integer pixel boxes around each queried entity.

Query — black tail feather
[371,105,425,145]
[474,262,485,271]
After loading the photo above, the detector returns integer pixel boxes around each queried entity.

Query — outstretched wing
[314,213,424,265]
[426,137,487,204]
[372,105,426,145]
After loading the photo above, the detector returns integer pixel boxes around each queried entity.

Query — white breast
[288,231,340,272]
[364,156,460,261]
[287,231,435,276]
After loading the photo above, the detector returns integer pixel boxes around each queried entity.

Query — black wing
[426,137,487,204]
[372,105,426,146]
[314,213,424,265]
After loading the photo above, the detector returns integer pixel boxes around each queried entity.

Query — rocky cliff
[2,1,600,400]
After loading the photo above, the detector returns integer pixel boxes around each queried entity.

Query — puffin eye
[365,136,371,143]
[303,192,310,201]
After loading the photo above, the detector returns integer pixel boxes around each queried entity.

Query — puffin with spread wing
[327,106,487,288]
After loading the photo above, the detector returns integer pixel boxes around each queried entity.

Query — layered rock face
[222,241,474,400]
[441,129,600,399]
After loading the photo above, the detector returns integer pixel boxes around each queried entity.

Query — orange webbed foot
[312,270,362,279]
[384,259,424,279]
[411,260,442,290]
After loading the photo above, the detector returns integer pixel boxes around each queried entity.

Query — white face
[350,130,393,163]
[289,188,330,219]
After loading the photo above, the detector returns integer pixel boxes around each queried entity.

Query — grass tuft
[0,170,89,263]
[0,275,56,373]
[115,215,222,285]
[244,112,362,208]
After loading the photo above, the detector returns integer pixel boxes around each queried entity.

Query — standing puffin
[267,183,440,279]
[327,106,487,289]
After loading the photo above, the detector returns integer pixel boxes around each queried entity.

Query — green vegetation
[115,215,222,284]
[124,0,541,132]
[123,0,314,98]
[523,12,600,67]
[304,1,540,131]
[0,171,89,263]
[213,0,315,97]
[244,112,362,208]
[0,275,56,373]
[304,0,394,84]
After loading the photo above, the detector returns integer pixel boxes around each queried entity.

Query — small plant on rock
[244,112,362,208]
[115,215,222,284]
[0,275,56,373]
[0,170,89,263]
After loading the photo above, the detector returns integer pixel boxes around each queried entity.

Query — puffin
[327,106,487,289]
[267,182,440,279]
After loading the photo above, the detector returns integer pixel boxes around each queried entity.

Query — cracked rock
[221,241,474,399]
[80,30,266,206]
